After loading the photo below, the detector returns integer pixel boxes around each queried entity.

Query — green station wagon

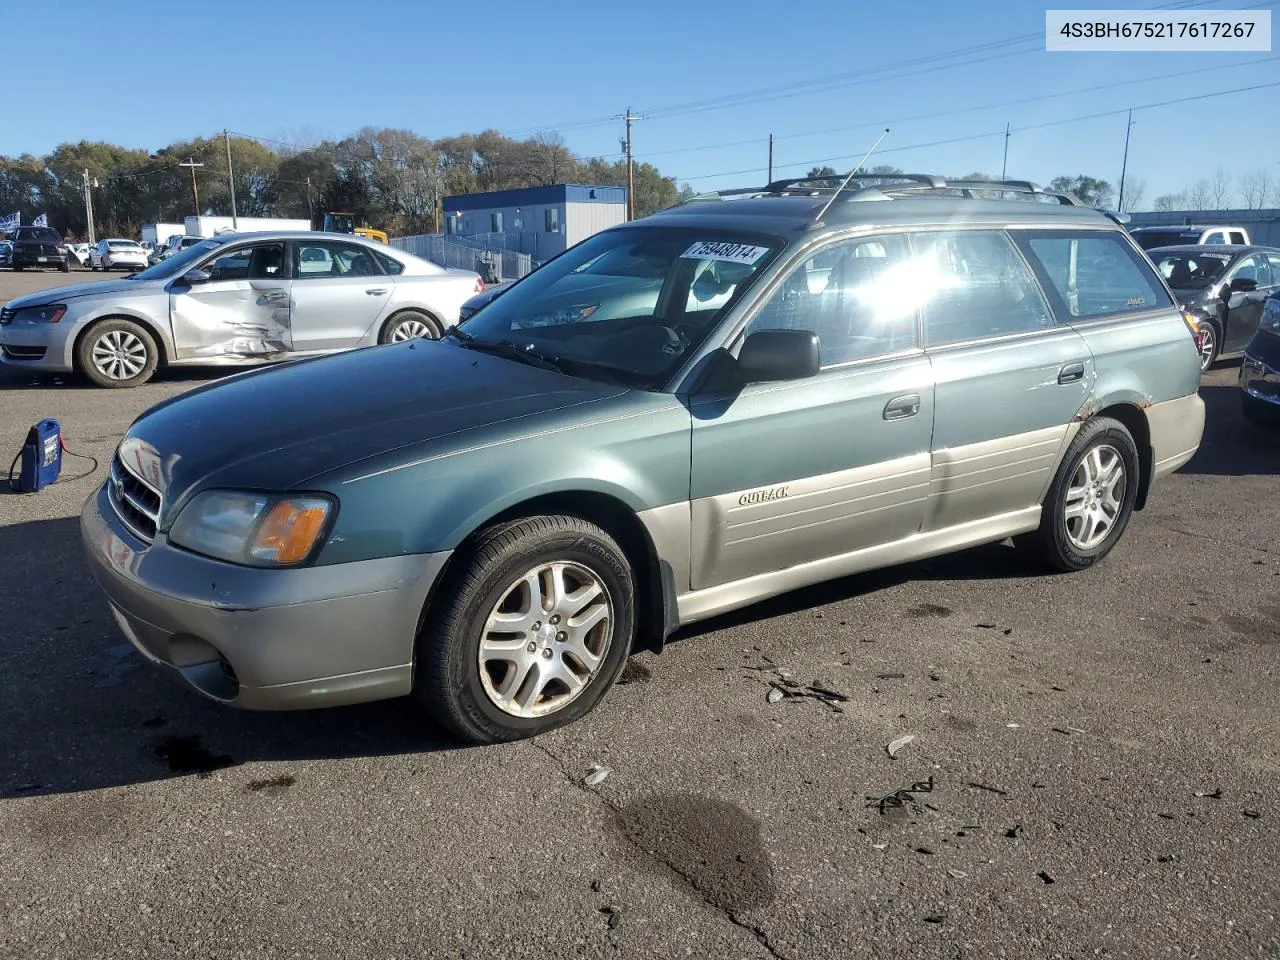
[81,174,1206,743]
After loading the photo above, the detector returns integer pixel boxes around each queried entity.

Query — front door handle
[884,394,921,420]
[1058,362,1085,384]
[365,288,388,296]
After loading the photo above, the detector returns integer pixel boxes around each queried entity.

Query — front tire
[379,310,441,344]
[60,259,70,273]
[76,318,159,388]
[1019,417,1140,572]
[415,515,636,744]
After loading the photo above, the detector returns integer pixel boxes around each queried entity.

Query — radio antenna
[811,128,890,225]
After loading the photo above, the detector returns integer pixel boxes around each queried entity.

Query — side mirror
[1230,277,1258,294]
[182,268,211,285]
[737,329,820,382]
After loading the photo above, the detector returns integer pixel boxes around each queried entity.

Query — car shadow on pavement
[0,517,462,799]
[0,366,231,391]
[1182,384,1280,477]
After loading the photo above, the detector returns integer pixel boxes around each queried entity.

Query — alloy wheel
[91,330,148,381]
[1197,323,1217,370]
[1063,444,1126,551]
[477,561,614,718]
[391,318,431,341]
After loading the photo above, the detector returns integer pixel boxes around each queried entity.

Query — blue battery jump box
[17,419,62,492]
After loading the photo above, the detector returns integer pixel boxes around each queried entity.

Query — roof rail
[844,178,1083,206]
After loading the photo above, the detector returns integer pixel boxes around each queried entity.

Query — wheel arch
[378,306,444,342]
[1091,401,1153,510]
[415,489,673,659]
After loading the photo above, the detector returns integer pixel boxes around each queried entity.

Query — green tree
[1049,175,1114,208]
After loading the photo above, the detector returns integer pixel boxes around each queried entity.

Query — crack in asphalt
[1152,520,1270,555]
[527,739,791,960]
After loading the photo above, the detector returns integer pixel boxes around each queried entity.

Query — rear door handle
[884,394,921,420]
[365,288,388,296]
[1058,362,1085,384]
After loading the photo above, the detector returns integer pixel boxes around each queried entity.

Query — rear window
[108,240,139,248]
[1015,231,1173,320]
[1131,230,1197,250]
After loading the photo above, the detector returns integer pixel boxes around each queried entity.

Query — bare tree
[1186,179,1211,211]
[1153,192,1187,212]
[1209,167,1233,209]
[1119,175,1146,212]
[1239,168,1273,210]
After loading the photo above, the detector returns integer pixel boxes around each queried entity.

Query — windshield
[129,238,225,281]
[1153,252,1230,288]
[15,227,61,243]
[456,227,783,387]
[1132,230,1198,250]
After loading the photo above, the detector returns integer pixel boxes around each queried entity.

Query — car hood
[119,340,629,525]
[6,278,155,309]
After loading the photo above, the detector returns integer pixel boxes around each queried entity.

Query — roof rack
[674,173,1085,213]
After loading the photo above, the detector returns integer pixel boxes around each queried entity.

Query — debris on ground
[975,621,998,629]
[1243,810,1262,819]
[948,869,968,879]
[866,776,935,815]
[599,905,621,929]
[1037,870,1056,884]
[872,843,888,850]
[1157,855,1175,863]
[1193,788,1223,799]
[766,687,785,704]
[915,846,934,855]
[1006,723,1021,728]
[876,672,905,680]
[1004,824,1022,839]
[762,677,847,713]
[923,914,946,924]
[966,782,1007,795]
[590,879,602,892]
[886,735,916,759]
[584,765,611,787]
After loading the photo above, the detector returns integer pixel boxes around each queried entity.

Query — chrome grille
[109,454,161,542]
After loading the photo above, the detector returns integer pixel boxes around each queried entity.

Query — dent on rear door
[169,279,294,359]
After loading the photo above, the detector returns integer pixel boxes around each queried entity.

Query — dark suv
[8,226,71,272]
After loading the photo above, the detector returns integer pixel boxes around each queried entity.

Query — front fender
[66,303,175,367]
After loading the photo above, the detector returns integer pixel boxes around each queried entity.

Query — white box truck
[184,216,311,238]
[141,222,186,247]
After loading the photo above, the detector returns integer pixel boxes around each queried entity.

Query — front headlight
[15,304,67,324]
[1261,296,1280,334]
[169,490,336,567]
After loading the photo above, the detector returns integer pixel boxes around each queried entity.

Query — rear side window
[909,230,1054,346]
[373,251,404,275]
[1228,231,1247,245]
[1014,231,1172,320]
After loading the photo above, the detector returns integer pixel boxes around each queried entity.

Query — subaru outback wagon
[81,173,1205,744]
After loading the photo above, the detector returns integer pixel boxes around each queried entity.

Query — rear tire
[414,515,636,744]
[76,318,160,389]
[380,310,441,344]
[1018,417,1140,573]
[1195,318,1221,371]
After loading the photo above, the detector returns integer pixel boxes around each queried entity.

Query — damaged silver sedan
[0,231,485,387]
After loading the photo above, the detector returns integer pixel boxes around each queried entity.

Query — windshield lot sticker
[681,241,770,265]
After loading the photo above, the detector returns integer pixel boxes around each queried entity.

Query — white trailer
[184,216,312,238]
[141,222,186,247]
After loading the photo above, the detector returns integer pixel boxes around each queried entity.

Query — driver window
[745,233,918,366]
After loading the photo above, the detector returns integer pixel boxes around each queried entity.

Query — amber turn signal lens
[248,498,331,565]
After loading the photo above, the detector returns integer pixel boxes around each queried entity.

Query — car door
[916,230,1094,532]
[687,233,934,590]
[168,240,292,359]
[1221,254,1271,353]
[288,239,394,351]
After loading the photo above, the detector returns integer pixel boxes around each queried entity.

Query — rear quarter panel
[1073,311,1202,408]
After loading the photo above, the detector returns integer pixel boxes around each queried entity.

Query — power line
[631,54,1280,162]
[675,78,1280,183]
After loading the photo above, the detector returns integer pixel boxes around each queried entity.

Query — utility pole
[616,107,644,220]
[179,157,204,217]
[224,129,239,229]
[768,134,774,182]
[82,169,98,245]
[305,176,313,222]
[1117,109,1135,212]
[1001,122,1011,180]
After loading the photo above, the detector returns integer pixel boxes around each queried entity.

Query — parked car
[0,239,11,268]
[0,231,483,387]
[157,235,206,260]
[459,279,514,320]
[7,225,71,272]
[76,174,1205,744]
[1130,225,1252,251]
[1239,290,1280,427]
[1146,244,1280,369]
[66,243,92,269]
[90,238,149,272]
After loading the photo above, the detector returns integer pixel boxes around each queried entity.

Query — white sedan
[90,239,149,272]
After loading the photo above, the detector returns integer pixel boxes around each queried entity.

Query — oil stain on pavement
[610,794,775,913]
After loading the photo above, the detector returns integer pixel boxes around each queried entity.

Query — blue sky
[5,0,1277,205]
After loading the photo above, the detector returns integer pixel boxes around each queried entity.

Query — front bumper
[0,317,76,371]
[80,482,452,710]
[11,251,66,267]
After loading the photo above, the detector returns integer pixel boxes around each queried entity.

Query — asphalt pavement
[1,268,1277,959]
